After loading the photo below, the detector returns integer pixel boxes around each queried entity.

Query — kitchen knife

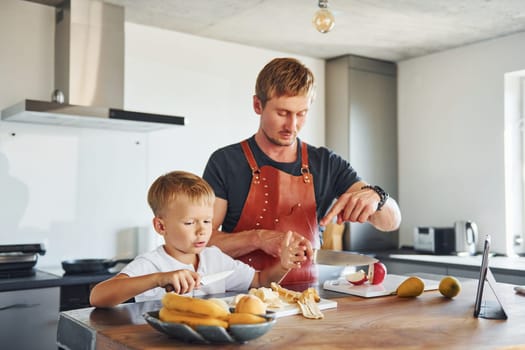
[312,249,378,266]
[200,270,234,285]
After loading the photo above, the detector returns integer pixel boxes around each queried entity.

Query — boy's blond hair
[255,57,315,108]
[147,171,215,216]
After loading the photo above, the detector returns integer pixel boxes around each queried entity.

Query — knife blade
[312,249,378,266]
[200,270,234,285]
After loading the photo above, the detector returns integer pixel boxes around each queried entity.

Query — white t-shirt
[119,245,255,302]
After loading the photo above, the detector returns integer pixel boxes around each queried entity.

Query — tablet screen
[473,234,507,319]
[473,235,490,317]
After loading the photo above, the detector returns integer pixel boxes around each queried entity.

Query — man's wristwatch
[361,185,389,211]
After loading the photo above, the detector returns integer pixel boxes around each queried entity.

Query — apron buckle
[301,166,311,183]
[252,168,261,184]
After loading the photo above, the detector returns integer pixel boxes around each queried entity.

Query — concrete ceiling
[104,0,525,62]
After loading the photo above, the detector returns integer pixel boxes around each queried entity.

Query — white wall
[0,0,324,268]
[398,32,525,255]
[123,23,325,182]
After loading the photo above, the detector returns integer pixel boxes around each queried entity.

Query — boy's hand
[158,270,200,294]
[279,231,308,270]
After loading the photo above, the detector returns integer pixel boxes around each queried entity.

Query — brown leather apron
[233,140,320,285]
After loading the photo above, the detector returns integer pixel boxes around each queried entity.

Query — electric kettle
[454,220,478,255]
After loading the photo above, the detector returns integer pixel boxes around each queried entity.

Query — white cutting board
[323,274,439,298]
[220,296,337,318]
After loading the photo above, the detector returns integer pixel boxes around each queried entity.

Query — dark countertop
[0,269,114,292]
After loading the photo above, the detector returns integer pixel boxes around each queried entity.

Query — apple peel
[345,269,368,285]
[368,262,387,285]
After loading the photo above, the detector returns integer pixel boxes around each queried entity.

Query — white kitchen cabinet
[326,55,398,251]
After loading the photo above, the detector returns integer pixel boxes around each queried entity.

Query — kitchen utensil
[143,310,276,344]
[0,253,38,271]
[0,243,46,255]
[454,220,478,255]
[312,249,378,266]
[0,243,46,272]
[61,258,133,274]
[200,270,234,285]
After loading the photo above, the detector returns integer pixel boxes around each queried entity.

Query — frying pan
[61,258,133,274]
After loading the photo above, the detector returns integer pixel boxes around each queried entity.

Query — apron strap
[241,139,311,183]
[300,141,311,183]
[241,140,260,183]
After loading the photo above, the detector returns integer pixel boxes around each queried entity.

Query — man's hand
[259,229,313,260]
[279,231,310,270]
[319,182,401,231]
[320,185,380,226]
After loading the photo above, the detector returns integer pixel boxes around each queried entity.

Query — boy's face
[153,195,213,264]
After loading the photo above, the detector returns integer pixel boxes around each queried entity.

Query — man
[203,57,401,285]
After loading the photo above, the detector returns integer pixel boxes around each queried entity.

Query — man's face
[254,94,312,147]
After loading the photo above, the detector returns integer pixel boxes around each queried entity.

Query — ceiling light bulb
[312,0,335,33]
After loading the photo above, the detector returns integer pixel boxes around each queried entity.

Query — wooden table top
[57,279,525,350]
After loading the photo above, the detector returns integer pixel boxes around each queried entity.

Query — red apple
[345,269,368,285]
[367,262,387,285]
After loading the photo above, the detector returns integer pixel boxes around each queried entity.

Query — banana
[228,312,267,325]
[269,283,323,319]
[270,282,302,303]
[159,307,229,328]
[270,283,320,304]
[162,293,230,320]
[208,297,230,312]
[299,287,321,303]
[160,293,271,328]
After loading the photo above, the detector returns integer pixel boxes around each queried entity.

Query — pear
[396,276,425,297]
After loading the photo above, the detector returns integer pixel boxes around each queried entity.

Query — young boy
[89,170,307,307]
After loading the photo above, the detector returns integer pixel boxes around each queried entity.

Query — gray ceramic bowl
[143,310,276,344]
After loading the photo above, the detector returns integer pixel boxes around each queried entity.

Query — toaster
[414,226,456,254]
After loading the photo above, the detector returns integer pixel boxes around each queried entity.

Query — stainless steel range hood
[1,0,185,132]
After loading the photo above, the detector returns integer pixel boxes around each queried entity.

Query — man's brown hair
[255,57,315,108]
